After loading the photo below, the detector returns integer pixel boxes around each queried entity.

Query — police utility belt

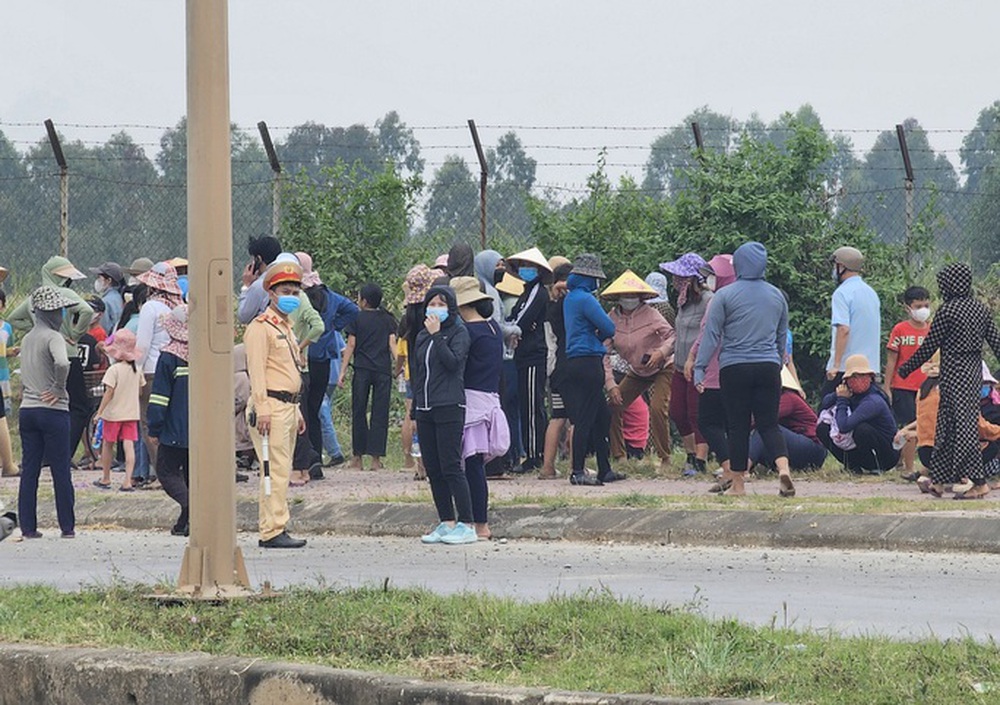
[267,390,302,404]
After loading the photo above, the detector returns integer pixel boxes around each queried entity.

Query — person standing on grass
[7,256,94,472]
[245,260,309,549]
[413,285,477,545]
[694,242,794,498]
[17,286,78,539]
[824,246,881,397]
[660,253,711,477]
[897,262,1000,500]
[0,281,18,477]
[505,247,552,473]
[339,283,396,471]
[561,253,624,487]
[297,252,359,470]
[147,304,191,536]
[603,270,676,474]
[92,329,144,493]
[453,276,508,541]
[884,286,932,481]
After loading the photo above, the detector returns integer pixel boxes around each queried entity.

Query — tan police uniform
[244,291,305,542]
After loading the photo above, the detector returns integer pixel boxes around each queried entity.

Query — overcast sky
[2,1,998,187]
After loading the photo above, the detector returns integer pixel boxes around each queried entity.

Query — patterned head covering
[659,253,707,280]
[404,264,436,305]
[105,328,142,362]
[937,262,972,302]
[137,261,183,296]
[162,304,189,361]
[296,252,322,288]
[30,285,76,312]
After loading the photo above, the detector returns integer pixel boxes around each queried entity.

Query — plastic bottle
[92,419,104,450]
[411,431,421,458]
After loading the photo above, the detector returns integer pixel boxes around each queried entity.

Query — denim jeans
[320,394,342,458]
[19,406,75,535]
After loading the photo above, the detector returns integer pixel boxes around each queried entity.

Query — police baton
[261,431,272,497]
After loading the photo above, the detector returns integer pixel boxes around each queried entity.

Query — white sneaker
[421,522,453,544]
[440,522,478,545]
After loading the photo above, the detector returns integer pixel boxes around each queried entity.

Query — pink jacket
[607,304,676,379]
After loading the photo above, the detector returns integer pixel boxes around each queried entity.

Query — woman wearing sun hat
[505,247,552,473]
[602,269,676,473]
[660,252,711,476]
[452,276,508,539]
[132,261,184,487]
[17,286,79,538]
[397,264,437,475]
[562,253,623,486]
[817,353,898,474]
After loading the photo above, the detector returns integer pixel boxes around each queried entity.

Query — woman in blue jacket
[412,285,476,545]
[561,253,624,487]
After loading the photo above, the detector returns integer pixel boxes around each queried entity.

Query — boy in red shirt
[884,286,931,479]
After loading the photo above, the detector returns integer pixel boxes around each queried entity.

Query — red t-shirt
[887,320,929,391]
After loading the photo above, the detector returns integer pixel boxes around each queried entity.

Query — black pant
[697,388,729,463]
[306,359,330,462]
[157,444,189,530]
[351,367,391,457]
[416,405,473,524]
[67,357,92,461]
[465,453,488,524]
[817,421,899,474]
[292,371,321,472]
[517,362,547,469]
[720,362,787,473]
[561,356,612,478]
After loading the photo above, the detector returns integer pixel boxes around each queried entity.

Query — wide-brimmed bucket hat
[404,264,436,305]
[451,276,491,308]
[30,285,76,312]
[137,261,183,296]
[842,354,876,379]
[105,328,143,362]
[570,253,606,280]
[659,252,706,279]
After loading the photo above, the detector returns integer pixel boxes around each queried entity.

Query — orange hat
[262,261,303,290]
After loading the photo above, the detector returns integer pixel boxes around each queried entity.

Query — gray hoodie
[20,308,71,411]
[693,242,787,385]
[474,250,521,344]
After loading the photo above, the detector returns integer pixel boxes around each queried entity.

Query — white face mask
[832,265,841,283]
[910,306,931,323]
[705,274,718,292]
[94,278,108,294]
[619,296,641,311]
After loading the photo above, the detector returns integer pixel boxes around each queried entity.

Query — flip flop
[92,479,111,489]
[779,475,796,498]
[118,486,135,493]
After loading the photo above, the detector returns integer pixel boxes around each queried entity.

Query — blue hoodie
[563,273,616,358]
[693,242,787,385]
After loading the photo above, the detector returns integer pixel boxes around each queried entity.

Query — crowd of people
[3,238,1000,547]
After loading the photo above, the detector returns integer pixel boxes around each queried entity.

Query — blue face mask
[426,306,449,323]
[276,294,300,315]
[982,385,993,400]
[519,266,538,283]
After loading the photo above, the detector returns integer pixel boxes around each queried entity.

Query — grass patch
[0,584,997,704]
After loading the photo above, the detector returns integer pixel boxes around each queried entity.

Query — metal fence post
[257,121,282,237]
[468,119,488,249]
[44,119,69,257]
[896,124,916,275]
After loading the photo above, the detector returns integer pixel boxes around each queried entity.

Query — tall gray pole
[178,0,251,598]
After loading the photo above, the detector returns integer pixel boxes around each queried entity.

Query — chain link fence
[1,120,997,295]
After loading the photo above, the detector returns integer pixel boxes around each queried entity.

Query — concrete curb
[46,495,1000,554]
[0,644,775,705]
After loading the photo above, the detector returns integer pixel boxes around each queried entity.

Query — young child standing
[884,286,931,480]
[93,329,145,492]
[339,283,396,471]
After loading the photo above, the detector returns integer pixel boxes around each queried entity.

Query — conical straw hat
[602,269,658,298]
[506,247,551,272]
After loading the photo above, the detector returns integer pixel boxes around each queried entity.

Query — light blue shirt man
[827,274,881,373]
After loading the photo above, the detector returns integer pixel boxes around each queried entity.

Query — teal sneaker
[421,522,453,544]
[440,522,478,545]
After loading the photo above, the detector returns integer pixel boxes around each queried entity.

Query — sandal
[778,475,796,498]
[955,484,990,500]
[708,478,732,494]
[92,479,111,489]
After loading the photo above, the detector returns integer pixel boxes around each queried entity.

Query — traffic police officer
[244,260,308,548]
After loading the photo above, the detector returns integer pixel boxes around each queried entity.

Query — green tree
[423,155,478,238]
[280,162,422,299]
[641,107,736,196]
[960,101,1000,195]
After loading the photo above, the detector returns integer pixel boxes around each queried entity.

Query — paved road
[2,530,994,642]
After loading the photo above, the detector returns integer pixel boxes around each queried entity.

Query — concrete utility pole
[177,0,251,599]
